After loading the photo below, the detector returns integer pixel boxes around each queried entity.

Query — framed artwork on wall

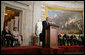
[45,6,84,35]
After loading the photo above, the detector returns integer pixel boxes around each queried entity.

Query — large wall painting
[47,8,84,34]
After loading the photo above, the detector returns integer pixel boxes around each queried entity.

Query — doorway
[4,7,22,33]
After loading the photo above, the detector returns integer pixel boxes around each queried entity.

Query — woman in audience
[13,27,22,46]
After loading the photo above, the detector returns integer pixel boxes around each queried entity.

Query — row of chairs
[1,35,23,47]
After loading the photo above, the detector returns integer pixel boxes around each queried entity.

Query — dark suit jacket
[42,21,50,33]
[39,21,50,41]
[63,34,69,40]
[2,29,12,39]
[70,35,76,40]
[58,34,61,39]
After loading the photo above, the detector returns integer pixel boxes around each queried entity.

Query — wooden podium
[45,24,59,49]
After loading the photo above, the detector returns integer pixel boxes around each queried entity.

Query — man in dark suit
[2,26,14,47]
[58,34,63,46]
[70,34,76,46]
[39,17,50,47]
[81,35,84,45]
[63,33,69,46]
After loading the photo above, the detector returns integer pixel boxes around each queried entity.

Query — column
[15,16,19,29]
[1,2,5,33]
[11,19,14,32]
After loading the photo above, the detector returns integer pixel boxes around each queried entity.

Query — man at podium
[40,17,50,47]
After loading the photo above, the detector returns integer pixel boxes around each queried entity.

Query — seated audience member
[78,35,82,46]
[68,36,71,46]
[81,35,84,45]
[63,33,69,46]
[13,27,22,46]
[2,26,14,47]
[63,34,66,46]
[58,34,63,46]
[70,34,76,46]
[76,36,79,45]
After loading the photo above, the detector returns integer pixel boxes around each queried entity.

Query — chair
[1,35,7,47]
[14,35,23,46]
[20,35,23,42]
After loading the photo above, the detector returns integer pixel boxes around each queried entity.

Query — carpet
[1,46,64,54]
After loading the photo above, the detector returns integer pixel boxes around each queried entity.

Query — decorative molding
[42,1,84,9]
[2,1,30,9]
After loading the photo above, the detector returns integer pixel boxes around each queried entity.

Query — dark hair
[13,27,17,30]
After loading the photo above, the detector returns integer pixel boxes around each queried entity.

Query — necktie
[46,21,48,25]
